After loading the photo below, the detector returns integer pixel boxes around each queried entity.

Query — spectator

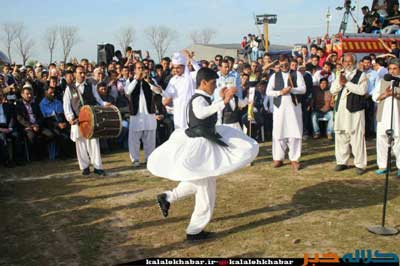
[310,78,334,139]
[313,62,335,86]
[16,85,54,161]
[250,35,259,62]
[372,0,389,17]
[97,82,115,104]
[125,62,162,167]
[388,1,400,16]
[40,86,73,159]
[0,90,18,167]
[361,56,379,137]
[374,57,389,81]
[379,39,400,58]
[360,6,381,33]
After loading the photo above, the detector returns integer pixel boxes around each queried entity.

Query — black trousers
[302,104,312,137]
[365,97,376,138]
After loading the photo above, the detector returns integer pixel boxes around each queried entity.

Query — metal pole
[367,80,399,236]
[264,22,269,53]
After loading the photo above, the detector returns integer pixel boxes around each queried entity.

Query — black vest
[129,79,154,115]
[335,70,365,113]
[71,82,97,117]
[185,93,227,147]
[273,71,300,108]
[222,96,241,124]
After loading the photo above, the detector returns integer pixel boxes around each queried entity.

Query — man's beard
[345,65,354,73]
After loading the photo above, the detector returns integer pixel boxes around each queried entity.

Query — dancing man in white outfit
[148,68,258,241]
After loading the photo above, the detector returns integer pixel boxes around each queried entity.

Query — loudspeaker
[97,43,115,65]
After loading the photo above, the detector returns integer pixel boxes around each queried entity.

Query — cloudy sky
[0,0,372,64]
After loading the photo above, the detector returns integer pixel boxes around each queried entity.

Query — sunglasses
[279,63,289,68]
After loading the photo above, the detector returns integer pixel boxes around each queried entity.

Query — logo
[303,250,399,266]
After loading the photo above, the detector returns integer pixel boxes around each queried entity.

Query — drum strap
[71,85,85,119]
[77,87,85,106]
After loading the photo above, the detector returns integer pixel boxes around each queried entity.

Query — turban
[171,52,186,65]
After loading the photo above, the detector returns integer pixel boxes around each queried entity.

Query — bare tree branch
[115,26,135,52]
[189,28,216,44]
[189,30,201,44]
[1,22,19,62]
[144,26,177,62]
[44,26,58,64]
[59,25,79,63]
[14,23,34,65]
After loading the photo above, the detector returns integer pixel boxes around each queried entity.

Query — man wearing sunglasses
[266,56,306,172]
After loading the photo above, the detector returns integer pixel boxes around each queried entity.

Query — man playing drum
[63,65,112,176]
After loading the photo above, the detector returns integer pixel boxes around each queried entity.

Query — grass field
[1,138,400,266]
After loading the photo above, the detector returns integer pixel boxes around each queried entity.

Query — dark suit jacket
[301,72,314,106]
[15,100,43,129]
[0,103,15,129]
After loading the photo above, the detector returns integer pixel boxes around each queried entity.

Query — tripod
[368,79,399,236]
[339,7,361,34]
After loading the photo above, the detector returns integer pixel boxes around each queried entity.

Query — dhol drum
[79,105,122,139]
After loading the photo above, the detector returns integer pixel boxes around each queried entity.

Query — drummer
[63,65,112,176]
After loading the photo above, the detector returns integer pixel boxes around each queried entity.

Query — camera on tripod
[336,0,356,11]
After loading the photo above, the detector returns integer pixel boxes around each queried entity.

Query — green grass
[1,138,400,266]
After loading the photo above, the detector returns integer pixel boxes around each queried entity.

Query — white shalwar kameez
[266,71,306,162]
[63,82,106,170]
[330,69,368,169]
[373,80,400,170]
[163,56,200,130]
[125,78,161,162]
[147,89,259,234]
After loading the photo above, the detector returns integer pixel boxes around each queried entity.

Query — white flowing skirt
[147,125,259,181]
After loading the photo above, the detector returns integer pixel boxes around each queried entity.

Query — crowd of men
[0,38,399,176]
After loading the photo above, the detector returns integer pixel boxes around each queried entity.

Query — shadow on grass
[213,179,399,238]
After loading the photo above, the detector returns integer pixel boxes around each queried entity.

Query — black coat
[15,100,43,129]
[0,102,15,128]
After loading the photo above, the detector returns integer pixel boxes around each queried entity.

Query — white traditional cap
[171,52,186,65]
[23,83,32,89]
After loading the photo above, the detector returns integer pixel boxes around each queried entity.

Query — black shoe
[82,168,90,176]
[334,164,348,171]
[16,161,26,166]
[94,168,106,176]
[4,161,16,168]
[157,193,170,218]
[186,231,215,242]
[356,167,366,175]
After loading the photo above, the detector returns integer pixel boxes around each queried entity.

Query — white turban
[171,52,186,65]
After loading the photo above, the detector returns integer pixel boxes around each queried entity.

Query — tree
[59,25,79,63]
[144,26,177,62]
[116,26,135,52]
[189,28,216,44]
[44,26,58,64]
[1,22,19,62]
[15,23,34,65]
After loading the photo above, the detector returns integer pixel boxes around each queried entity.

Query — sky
[0,0,372,64]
